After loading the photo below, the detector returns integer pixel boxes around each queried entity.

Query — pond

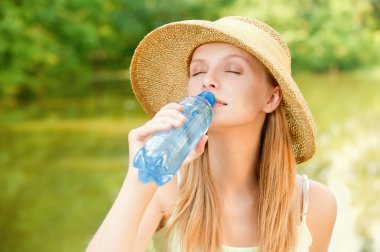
[0,71,379,252]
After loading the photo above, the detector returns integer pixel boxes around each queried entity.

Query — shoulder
[306,179,337,252]
[307,179,337,223]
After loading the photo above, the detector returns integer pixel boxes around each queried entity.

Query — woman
[86,16,337,252]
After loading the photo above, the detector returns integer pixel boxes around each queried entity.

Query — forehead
[190,43,267,73]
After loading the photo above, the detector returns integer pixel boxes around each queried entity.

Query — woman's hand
[86,103,210,252]
[128,103,185,164]
[184,134,208,164]
[128,103,208,169]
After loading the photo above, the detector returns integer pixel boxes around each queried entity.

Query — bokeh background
[1,0,379,251]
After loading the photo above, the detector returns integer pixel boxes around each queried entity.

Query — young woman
[86,16,337,252]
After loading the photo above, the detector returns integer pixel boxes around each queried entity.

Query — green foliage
[288,0,379,72]
[220,0,380,72]
[0,0,234,99]
[0,0,379,100]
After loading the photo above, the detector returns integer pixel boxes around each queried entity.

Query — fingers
[155,103,187,122]
[129,122,170,141]
[129,103,186,142]
[152,103,186,127]
[161,102,184,111]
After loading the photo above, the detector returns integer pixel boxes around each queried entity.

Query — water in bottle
[133,91,215,186]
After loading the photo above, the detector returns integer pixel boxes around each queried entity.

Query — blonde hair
[257,104,297,252]
[163,77,298,251]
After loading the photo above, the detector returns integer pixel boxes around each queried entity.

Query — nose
[202,71,220,90]
[204,82,217,89]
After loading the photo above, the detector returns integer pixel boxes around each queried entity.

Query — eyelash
[226,71,241,75]
[191,71,241,76]
[192,72,206,76]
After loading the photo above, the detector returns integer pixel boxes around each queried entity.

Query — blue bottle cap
[197,91,215,108]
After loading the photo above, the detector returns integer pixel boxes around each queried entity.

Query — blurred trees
[0,0,379,99]
[220,0,380,72]
[0,0,234,99]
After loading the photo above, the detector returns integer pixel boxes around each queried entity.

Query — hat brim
[130,19,316,163]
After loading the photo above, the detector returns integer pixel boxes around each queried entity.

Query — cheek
[242,78,269,105]
[234,86,264,114]
[187,81,203,96]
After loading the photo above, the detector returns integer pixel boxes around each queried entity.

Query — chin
[208,114,258,132]
[208,119,237,132]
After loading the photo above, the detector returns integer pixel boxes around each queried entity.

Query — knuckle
[162,103,177,109]
[128,129,137,140]
[128,128,136,135]
[162,102,182,111]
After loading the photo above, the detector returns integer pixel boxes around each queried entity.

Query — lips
[214,98,227,109]
[215,98,227,106]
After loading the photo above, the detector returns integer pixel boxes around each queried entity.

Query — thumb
[194,135,208,154]
[183,135,208,165]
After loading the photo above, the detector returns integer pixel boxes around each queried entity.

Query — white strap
[301,174,310,222]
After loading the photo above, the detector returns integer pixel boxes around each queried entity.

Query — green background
[1,0,380,251]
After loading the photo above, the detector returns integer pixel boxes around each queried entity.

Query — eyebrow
[189,58,206,65]
[223,54,251,63]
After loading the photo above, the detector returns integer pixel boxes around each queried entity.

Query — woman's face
[187,43,278,130]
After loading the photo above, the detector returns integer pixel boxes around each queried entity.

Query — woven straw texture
[130,16,316,163]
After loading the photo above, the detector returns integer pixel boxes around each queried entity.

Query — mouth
[215,98,227,106]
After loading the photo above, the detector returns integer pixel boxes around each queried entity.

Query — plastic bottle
[133,91,215,186]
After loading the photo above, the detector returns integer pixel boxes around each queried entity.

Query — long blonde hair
[163,83,298,252]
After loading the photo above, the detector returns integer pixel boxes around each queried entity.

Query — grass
[1,71,380,251]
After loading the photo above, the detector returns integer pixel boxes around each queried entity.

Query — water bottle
[133,91,215,186]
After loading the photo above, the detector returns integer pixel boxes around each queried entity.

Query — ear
[263,86,282,113]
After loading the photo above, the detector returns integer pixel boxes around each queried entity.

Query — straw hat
[130,16,316,163]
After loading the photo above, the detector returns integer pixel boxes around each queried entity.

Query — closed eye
[192,72,206,76]
[226,71,241,75]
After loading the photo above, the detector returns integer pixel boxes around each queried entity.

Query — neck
[207,122,264,197]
